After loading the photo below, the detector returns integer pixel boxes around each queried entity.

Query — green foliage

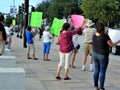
[5,16,13,27]
[80,0,118,25]
[36,0,51,18]
[36,0,82,19]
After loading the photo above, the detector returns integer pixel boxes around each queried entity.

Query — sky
[0,0,43,13]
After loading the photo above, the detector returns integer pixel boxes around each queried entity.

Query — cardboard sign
[12,19,16,25]
[108,28,120,45]
[50,18,64,36]
[30,12,43,27]
[71,15,84,27]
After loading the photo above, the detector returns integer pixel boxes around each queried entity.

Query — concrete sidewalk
[11,34,120,90]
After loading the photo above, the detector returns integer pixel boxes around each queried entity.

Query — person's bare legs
[64,68,69,78]
[82,55,87,71]
[56,66,62,77]
[88,55,94,71]
[45,54,48,60]
[43,54,45,60]
[71,52,76,68]
[27,46,31,59]
[45,54,51,61]
[8,38,12,49]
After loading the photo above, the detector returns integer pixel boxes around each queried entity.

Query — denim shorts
[43,42,51,54]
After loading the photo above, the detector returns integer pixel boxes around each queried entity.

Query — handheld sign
[12,19,16,25]
[30,12,43,27]
[71,15,84,28]
[50,18,64,36]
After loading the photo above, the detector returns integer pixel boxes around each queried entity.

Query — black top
[92,33,110,55]
[0,23,7,41]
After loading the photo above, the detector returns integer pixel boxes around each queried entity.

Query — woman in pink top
[55,22,83,80]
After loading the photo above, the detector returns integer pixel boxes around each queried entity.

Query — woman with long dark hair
[92,22,120,90]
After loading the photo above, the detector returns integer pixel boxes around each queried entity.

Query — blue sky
[0,0,43,13]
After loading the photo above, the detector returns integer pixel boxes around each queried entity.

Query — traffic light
[19,6,22,14]
[22,3,25,12]
[31,6,35,12]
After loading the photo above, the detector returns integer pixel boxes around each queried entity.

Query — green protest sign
[30,12,43,27]
[12,19,16,25]
[50,18,64,36]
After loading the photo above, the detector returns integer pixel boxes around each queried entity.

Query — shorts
[84,43,93,56]
[43,42,51,54]
[73,48,78,53]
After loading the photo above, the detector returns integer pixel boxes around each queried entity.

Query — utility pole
[23,0,29,48]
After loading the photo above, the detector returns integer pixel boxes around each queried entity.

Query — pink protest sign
[71,15,84,27]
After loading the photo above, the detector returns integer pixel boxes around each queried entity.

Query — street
[10,33,120,90]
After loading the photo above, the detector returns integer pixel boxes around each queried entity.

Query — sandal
[27,57,32,59]
[71,65,76,68]
[33,58,38,60]
[56,76,61,80]
[64,76,71,80]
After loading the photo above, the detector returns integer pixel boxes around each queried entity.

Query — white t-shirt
[4,26,10,36]
[72,34,79,48]
[42,31,51,43]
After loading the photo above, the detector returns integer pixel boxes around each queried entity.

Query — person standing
[70,26,80,68]
[92,22,120,90]
[26,26,38,60]
[82,20,96,72]
[55,22,83,80]
[42,26,54,61]
[5,24,14,49]
[0,14,7,55]
[38,27,44,41]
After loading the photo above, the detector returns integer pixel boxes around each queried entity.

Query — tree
[47,0,82,19]
[36,0,82,19]
[36,0,51,18]
[80,0,118,26]
[5,16,13,26]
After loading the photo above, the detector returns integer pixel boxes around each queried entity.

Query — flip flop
[33,58,38,60]
[27,57,32,59]
[64,76,71,80]
[56,76,61,80]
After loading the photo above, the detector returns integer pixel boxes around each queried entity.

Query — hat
[45,26,50,31]
[86,20,94,27]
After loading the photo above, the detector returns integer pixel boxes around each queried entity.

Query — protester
[8,24,14,49]
[92,22,120,90]
[70,26,80,68]
[82,20,96,72]
[5,24,14,49]
[42,26,54,61]
[0,14,7,55]
[26,26,38,60]
[55,22,83,80]
[4,25,9,48]
[38,27,44,40]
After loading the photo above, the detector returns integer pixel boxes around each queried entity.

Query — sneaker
[82,67,86,71]
[94,87,99,90]
[89,68,94,72]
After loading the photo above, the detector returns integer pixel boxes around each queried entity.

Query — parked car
[108,28,120,55]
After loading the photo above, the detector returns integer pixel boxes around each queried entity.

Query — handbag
[76,44,80,50]
[56,37,60,45]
